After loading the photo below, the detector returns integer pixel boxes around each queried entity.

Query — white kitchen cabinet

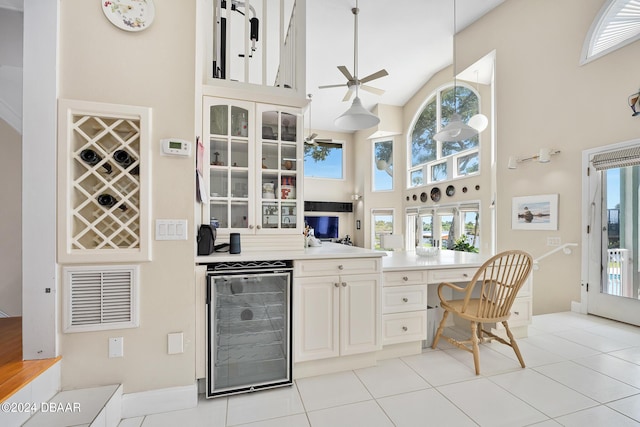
[381,270,428,346]
[203,97,303,236]
[294,259,381,363]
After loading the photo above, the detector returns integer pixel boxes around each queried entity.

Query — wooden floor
[0,317,60,403]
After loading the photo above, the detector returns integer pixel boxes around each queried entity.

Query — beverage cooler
[206,260,293,398]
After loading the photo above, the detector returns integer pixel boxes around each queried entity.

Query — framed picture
[512,194,559,230]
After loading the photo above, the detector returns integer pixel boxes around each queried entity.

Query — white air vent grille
[64,265,139,333]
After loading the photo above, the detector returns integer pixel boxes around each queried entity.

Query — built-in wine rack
[58,100,151,263]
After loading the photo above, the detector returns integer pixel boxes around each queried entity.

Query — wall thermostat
[160,138,192,157]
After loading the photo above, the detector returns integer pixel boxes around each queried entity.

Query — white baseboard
[120,384,198,419]
[570,300,583,313]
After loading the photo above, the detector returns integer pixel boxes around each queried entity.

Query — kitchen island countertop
[382,249,488,271]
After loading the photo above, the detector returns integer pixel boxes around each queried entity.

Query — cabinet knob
[338,264,344,270]
[256,225,262,229]
[402,326,408,332]
[402,297,409,303]
[463,273,468,277]
[514,311,520,315]
[334,283,340,288]
[341,282,347,287]
[402,276,408,281]
[248,225,254,229]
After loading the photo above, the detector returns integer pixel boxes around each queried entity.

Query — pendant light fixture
[334,0,381,131]
[433,0,480,142]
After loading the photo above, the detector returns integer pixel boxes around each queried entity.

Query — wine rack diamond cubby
[58,99,151,263]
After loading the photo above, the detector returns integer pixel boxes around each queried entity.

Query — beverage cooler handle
[206,274,212,305]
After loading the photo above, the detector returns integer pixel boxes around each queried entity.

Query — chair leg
[470,321,481,375]
[502,321,525,368]
[431,310,449,349]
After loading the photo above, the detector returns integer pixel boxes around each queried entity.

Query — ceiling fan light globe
[376,159,388,170]
[468,114,489,132]
[334,97,380,131]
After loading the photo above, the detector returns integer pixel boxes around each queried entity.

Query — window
[304,141,344,179]
[408,84,480,188]
[407,203,480,252]
[373,139,393,191]
[372,209,394,250]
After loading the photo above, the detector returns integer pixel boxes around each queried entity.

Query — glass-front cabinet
[203,97,303,235]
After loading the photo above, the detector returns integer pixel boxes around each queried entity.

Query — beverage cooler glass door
[206,269,292,397]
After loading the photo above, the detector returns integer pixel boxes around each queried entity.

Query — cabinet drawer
[382,285,428,314]
[496,298,532,329]
[427,268,477,284]
[382,311,427,346]
[295,257,381,277]
[383,270,428,287]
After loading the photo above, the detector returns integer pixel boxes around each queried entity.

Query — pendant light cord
[353,0,359,98]
[453,0,457,114]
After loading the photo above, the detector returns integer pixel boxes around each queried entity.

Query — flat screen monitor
[304,216,339,240]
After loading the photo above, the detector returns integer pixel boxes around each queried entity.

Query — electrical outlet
[109,337,124,358]
[547,237,561,246]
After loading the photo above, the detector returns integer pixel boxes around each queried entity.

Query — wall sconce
[508,148,560,169]
[629,91,640,116]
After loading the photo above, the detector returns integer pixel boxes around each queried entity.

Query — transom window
[408,84,480,188]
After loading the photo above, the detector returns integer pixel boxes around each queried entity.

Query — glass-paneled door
[584,142,640,325]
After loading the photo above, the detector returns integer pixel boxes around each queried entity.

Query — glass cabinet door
[206,100,254,232]
[257,107,302,233]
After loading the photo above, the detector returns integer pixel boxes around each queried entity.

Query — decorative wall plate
[420,192,428,202]
[446,185,455,197]
[430,187,441,202]
[102,0,155,32]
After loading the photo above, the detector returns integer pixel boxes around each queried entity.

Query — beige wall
[58,0,196,393]
[455,0,640,314]
[0,118,21,316]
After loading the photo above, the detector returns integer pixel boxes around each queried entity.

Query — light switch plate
[109,337,124,358]
[168,332,184,354]
[156,219,188,240]
[547,236,561,246]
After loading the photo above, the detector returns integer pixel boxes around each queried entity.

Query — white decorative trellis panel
[58,99,151,263]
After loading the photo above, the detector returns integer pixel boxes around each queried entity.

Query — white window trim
[407,82,482,189]
[371,208,396,250]
[372,137,394,192]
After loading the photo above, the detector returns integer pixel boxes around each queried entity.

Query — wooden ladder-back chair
[431,250,533,375]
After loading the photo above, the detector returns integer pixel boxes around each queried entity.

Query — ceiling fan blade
[306,132,318,141]
[319,83,346,89]
[315,138,334,143]
[342,88,355,102]
[337,65,354,81]
[361,85,385,96]
[360,69,389,84]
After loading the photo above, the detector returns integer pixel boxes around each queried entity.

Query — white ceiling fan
[318,0,388,103]
[304,94,333,145]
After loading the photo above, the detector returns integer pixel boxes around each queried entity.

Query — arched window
[408,84,480,188]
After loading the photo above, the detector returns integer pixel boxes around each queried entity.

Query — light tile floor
[120,312,640,426]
